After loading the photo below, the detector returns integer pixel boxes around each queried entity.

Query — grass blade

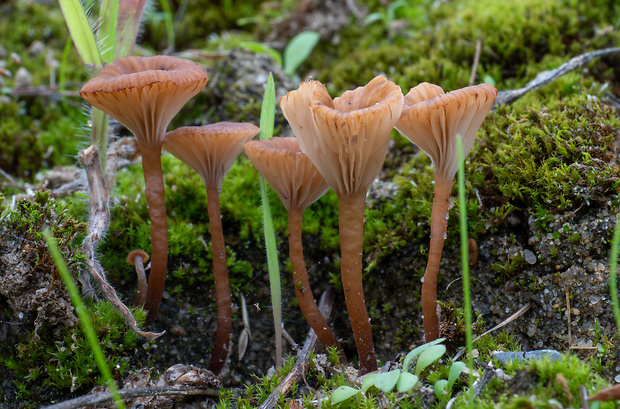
[58,0,102,67]
[42,229,124,409]
[456,134,474,405]
[258,73,282,367]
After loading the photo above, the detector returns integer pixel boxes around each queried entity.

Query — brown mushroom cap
[163,122,260,189]
[281,75,404,197]
[80,56,208,150]
[244,137,329,211]
[127,249,149,266]
[395,83,497,181]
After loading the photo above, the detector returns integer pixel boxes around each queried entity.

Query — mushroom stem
[141,147,169,326]
[205,182,232,374]
[288,207,347,364]
[337,192,377,374]
[421,175,453,342]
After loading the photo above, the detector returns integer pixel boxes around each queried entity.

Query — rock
[492,349,562,365]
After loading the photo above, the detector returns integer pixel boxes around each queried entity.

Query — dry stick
[41,385,220,409]
[79,145,163,339]
[259,288,336,409]
[421,176,453,342]
[338,192,377,375]
[468,37,482,87]
[206,183,233,374]
[141,147,169,326]
[288,206,346,364]
[493,47,620,109]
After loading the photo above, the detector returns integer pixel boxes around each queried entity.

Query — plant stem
[288,207,346,364]
[337,192,376,374]
[206,183,232,374]
[422,176,453,342]
[141,147,169,326]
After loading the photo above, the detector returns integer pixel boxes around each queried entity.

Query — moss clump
[0,192,145,406]
[318,0,619,92]
[474,92,619,228]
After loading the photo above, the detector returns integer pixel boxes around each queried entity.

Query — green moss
[4,301,145,399]
[474,91,619,228]
[318,0,619,92]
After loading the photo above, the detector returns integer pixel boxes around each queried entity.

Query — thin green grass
[42,229,124,409]
[258,73,283,367]
[456,134,474,405]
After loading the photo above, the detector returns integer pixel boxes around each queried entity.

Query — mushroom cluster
[80,52,497,375]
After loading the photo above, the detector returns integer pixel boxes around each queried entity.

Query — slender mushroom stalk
[281,76,403,374]
[395,82,497,341]
[244,137,346,364]
[80,56,208,325]
[163,122,259,375]
[127,249,150,306]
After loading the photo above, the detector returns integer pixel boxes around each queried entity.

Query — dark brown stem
[80,146,163,339]
[337,192,376,374]
[421,176,453,341]
[288,207,346,364]
[206,183,232,375]
[141,147,169,326]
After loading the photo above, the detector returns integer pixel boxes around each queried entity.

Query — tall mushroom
[80,56,208,325]
[281,76,403,374]
[163,122,259,374]
[244,137,346,363]
[395,82,497,341]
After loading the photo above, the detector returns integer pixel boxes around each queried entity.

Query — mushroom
[80,56,209,325]
[244,137,346,363]
[127,249,150,306]
[395,82,497,341]
[281,76,404,374]
[163,122,260,374]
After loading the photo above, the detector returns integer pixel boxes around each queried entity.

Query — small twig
[473,362,495,398]
[41,385,220,409]
[80,145,163,339]
[454,303,530,361]
[345,0,365,22]
[493,47,620,109]
[468,37,482,86]
[259,288,336,409]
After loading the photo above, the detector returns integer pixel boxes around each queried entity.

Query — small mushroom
[80,55,209,325]
[281,76,403,374]
[163,122,259,375]
[244,137,346,363]
[395,82,497,341]
[127,249,150,306]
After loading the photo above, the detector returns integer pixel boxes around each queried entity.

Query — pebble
[492,349,562,365]
[523,249,537,264]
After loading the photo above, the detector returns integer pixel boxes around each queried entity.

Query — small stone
[492,349,561,365]
[523,249,537,264]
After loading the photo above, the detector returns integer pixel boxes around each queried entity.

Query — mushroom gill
[244,137,346,364]
[395,82,497,341]
[80,55,208,325]
[281,76,404,374]
[163,122,259,374]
